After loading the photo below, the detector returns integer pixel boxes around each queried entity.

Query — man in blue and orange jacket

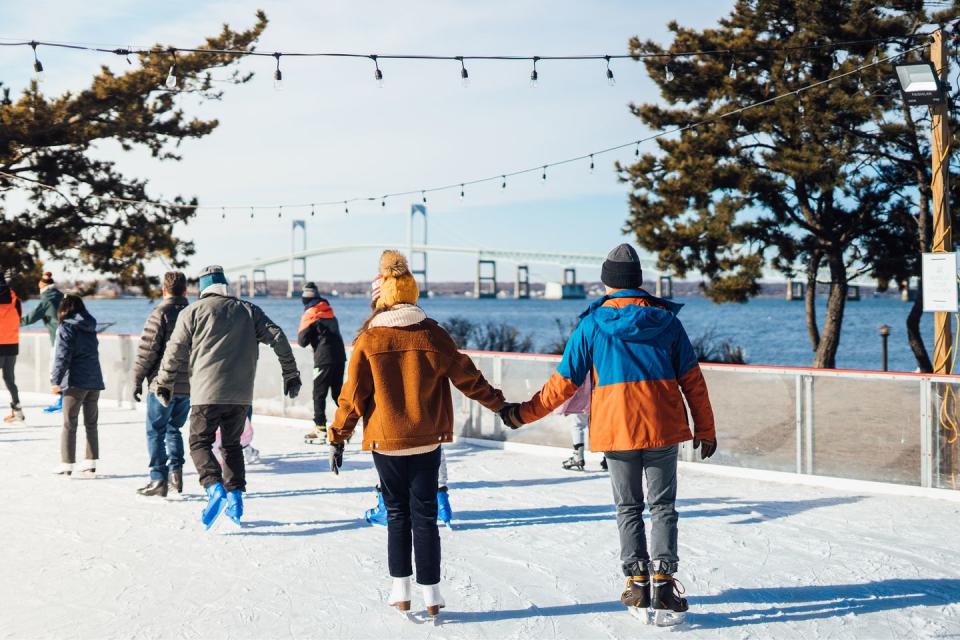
[297,283,346,443]
[500,243,717,621]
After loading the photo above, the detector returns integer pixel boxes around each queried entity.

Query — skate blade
[628,606,653,624]
[652,610,686,627]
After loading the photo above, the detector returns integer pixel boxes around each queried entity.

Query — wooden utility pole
[931,29,953,374]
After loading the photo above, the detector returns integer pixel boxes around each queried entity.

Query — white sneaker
[388,576,411,611]
[77,459,96,474]
[54,463,73,476]
[421,583,445,617]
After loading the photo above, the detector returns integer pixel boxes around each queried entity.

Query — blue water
[32,294,932,372]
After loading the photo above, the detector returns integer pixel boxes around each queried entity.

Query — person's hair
[57,294,86,323]
[356,301,385,340]
[40,271,54,285]
[163,271,187,296]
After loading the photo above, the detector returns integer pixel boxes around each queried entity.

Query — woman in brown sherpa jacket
[328,250,505,617]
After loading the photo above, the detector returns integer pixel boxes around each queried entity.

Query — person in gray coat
[155,265,301,529]
[132,271,190,498]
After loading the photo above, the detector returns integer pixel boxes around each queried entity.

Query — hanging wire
[0,41,931,216]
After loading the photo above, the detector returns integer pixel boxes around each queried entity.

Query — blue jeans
[146,392,189,481]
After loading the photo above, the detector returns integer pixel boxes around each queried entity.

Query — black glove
[499,403,524,430]
[155,386,171,407]
[694,438,717,460]
[133,383,142,403]
[284,375,302,399]
[329,443,344,474]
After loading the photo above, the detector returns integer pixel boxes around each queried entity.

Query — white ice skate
[388,576,412,613]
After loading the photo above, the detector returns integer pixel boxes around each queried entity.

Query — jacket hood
[584,289,683,342]
[63,310,98,333]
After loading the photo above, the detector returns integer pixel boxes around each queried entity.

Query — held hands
[155,386,172,408]
[329,443,344,475]
[693,438,717,460]
[284,375,302,399]
[498,402,524,430]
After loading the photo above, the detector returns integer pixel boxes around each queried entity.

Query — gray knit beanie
[600,243,643,289]
[301,282,320,306]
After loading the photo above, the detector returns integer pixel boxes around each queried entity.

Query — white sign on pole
[922,252,959,312]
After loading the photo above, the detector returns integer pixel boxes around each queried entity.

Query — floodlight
[894,62,945,106]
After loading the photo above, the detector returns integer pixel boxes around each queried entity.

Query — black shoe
[168,470,183,493]
[650,561,688,613]
[137,480,169,498]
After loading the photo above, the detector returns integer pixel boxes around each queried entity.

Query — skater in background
[297,282,346,444]
[51,295,105,476]
[365,448,452,528]
[0,270,24,424]
[328,250,505,617]
[555,377,607,472]
[213,406,259,466]
[132,271,190,498]
[21,271,64,413]
[156,265,300,529]
[500,243,717,626]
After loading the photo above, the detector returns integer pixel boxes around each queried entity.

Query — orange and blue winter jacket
[519,289,715,452]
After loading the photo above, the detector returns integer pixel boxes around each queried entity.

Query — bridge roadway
[222,243,880,289]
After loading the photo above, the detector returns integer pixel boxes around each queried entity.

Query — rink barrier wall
[14,331,960,491]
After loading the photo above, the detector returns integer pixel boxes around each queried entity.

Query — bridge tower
[408,205,428,294]
[287,220,307,298]
[475,259,497,298]
[514,265,530,299]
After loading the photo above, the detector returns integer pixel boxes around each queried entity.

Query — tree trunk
[804,250,822,352]
[812,254,847,369]
[904,106,933,372]
[906,291,932,373]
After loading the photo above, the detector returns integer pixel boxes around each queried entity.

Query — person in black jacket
[132,272,190,497]
[297,283,346,443]
[51,295,105,476]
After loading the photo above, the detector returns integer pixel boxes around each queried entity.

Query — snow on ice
[2,394,959,639]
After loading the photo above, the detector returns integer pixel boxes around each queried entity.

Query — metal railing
[13,332,959,491]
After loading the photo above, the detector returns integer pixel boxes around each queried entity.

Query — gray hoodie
[155,292,299,405]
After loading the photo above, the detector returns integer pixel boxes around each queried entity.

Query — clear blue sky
[0,0,734,283]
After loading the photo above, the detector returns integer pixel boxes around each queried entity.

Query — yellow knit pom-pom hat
[375,249,419,309]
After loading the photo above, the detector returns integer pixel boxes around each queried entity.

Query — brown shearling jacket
[329,316,504,451]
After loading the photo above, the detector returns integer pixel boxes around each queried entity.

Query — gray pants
[606,446,679,575]
[62,389,100,463]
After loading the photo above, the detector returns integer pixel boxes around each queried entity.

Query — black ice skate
[650,560,688,627]
[561,444,585,471]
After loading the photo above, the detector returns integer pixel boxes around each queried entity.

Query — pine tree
[623,1,958,369]
[0,11,268,294]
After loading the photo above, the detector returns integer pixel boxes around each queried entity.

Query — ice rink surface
[2,394,959,639]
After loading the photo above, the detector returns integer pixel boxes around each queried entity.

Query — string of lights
[0,29,943,90]
[0,40,933,219]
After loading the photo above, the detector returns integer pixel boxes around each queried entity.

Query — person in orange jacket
[500,243,717,627]
[0,270,24,423]
[328,250,505,618]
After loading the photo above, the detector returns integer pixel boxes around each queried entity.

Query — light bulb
[501,175,507,189]
[783,55,792,72]
[381,197,386,208]
[422,191,427,203]
[273,53,283,90]
[249,207,254,219]
[589,155,595,174]
[459,185,465,200]
[541,166,547,182]
[30,42,44,83]
[344,202,349,214]
[375,68,384,88]
[529,68,538,88]
[832,55,840,71]
[872,52,879,65]
[664,64,674,82]
[461,67,470,88]
[165,64,177,89]
[729,61,737,79]
[797,97,804,117]
[311,205,316,217]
